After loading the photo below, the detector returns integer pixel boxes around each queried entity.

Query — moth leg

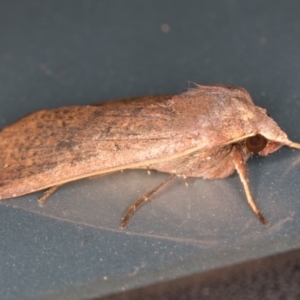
[38,184,63,203]
[147,167,151,175]
[232,146,268,225]
[183,176,189,187]
[120,174,176,228]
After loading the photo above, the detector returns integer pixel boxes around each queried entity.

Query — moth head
[244,106,300,155]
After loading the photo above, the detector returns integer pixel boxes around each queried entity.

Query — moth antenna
[120,174,177,228]
[232,147,268,225]
[38,184,63,204]
[288,142,300,150]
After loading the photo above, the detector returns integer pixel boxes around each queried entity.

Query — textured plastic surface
[1,1,300,299]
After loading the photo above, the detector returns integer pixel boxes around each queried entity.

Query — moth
[0,84,299,228]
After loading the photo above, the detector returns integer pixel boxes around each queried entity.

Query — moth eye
[245,134,268,153]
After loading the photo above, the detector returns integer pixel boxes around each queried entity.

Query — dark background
[1,1,300,299]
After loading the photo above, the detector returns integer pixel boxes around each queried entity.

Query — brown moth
[0,84,300,228]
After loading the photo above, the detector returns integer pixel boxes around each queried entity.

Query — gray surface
[102,248,300,300]
[1,1,300,299]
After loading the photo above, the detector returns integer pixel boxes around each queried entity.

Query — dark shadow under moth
[0,84,300,227]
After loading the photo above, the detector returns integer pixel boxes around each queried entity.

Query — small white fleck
[259,36,267,44]
[161,23,170,33]
[39,63,47,70]
[45,69,52,76]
